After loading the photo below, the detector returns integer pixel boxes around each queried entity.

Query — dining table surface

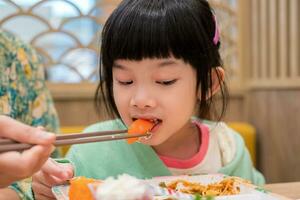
[264,181,300,200]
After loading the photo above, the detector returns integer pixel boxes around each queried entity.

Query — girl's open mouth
[132,118,162,141]
[131,118,162,132]
[149,119,162,132]
[144,119,161,140]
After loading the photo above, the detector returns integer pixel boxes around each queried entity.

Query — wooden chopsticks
[0,129,128,145]
[0,129,151,153]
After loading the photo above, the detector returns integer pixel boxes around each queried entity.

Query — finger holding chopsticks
[0,115,55,188]
[0,128,152,153]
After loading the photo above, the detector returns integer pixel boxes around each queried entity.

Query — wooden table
[264,182,300,199]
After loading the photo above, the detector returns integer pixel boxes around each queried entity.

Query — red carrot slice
[127,119,154,144]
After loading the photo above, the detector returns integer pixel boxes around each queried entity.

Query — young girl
[30,0,264,199]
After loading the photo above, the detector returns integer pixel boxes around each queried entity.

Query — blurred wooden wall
[239,0,300,183]
[48,83,100,126]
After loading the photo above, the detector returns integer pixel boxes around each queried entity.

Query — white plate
[52,174,281,200]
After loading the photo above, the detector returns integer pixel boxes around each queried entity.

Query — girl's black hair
[95,0,228,121]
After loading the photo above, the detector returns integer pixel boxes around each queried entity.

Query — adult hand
[0,115,55,188]
[32,158,74,200]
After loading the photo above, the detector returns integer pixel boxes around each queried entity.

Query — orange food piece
[127,119,154,144]
[69,177,97,200]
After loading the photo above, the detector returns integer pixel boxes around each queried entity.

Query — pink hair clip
[213,14,220,45]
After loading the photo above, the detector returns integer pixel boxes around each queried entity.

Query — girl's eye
[156,79,177,85]
[118,80,133,85]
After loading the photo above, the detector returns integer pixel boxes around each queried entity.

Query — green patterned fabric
[0,30,60,199]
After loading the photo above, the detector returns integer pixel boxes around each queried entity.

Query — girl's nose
[130,88,156,109]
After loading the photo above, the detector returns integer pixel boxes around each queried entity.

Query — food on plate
[127,119,154,144]
[69,176,99,200]
[159,178,241,196]
[53,174,275,200]
[95,174,152,200]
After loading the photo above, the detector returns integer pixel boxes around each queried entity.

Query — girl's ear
[197,67,225,100]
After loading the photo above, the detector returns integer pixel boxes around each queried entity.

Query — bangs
[101,0,215,65]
